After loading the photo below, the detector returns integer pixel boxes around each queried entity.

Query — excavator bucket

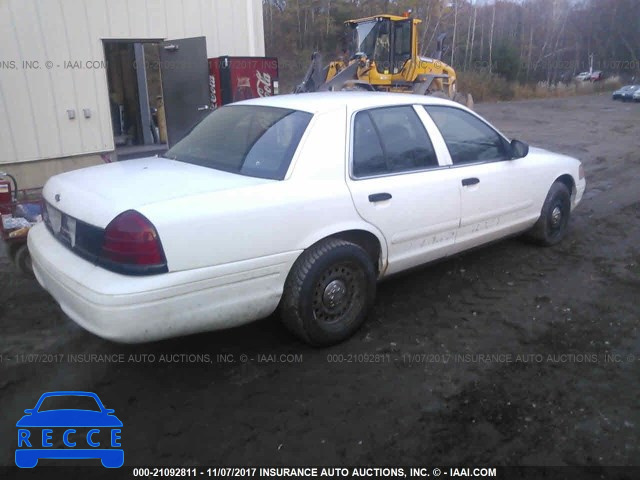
[412,74,449,95]
[294,53,325,93]
[318,62,361,91]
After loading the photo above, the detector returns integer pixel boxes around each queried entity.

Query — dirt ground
[1,93,639,469]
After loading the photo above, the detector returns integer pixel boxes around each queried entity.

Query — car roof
[39,391,98,397]
[235,91,458,114]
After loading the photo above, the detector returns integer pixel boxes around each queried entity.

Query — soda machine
[208,56,279,109]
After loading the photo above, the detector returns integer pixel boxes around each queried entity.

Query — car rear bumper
[574,178,586,208]
[28,224,298,343]
[16,449,124,468]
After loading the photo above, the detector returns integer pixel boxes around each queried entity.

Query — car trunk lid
[43,157,273,228]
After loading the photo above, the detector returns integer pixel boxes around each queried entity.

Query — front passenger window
[425,106,510,164]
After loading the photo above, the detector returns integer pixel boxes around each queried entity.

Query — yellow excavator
[295,12,471,106]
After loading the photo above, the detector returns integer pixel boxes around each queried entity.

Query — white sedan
[28,92,586,346]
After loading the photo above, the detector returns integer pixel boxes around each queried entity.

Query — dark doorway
[104,40,168,160]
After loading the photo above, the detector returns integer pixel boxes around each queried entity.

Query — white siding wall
[0,0,265,164]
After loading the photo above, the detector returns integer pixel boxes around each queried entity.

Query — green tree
[493,42,519,81]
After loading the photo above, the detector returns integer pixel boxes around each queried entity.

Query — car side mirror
[24,409,34,414]
[510,139,529,159]
[105,409,115,414]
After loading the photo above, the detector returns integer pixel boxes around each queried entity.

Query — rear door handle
[462,177,480,186]
[368,192,392,203]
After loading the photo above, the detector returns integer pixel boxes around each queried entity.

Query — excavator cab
[346,16,414,76]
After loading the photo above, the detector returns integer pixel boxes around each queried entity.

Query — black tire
[280,239,377,346]
[526,182,572,246]
[452,92,466,104]
[340,83,370,92]
[13,244,34,277]
[7,242,20,264]
[453,92,474,109]
[430,91,449,99]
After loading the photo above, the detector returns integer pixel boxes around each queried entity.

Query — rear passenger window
[352,106,438,178]
[425,106,510,164]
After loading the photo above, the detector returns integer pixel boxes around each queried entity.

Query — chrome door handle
[197,105,210,112]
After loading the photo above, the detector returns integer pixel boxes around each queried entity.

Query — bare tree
[451,0,459,66]
[469,3,477,69]
[488,1,496,73]
[263,0,640,89]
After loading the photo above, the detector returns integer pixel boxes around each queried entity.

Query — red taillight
[101,210,167,272]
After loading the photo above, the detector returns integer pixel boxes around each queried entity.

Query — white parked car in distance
[29,92,586,346]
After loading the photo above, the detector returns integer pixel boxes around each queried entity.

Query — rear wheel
[453,92,474,109]
[280,239,377,346]
[430,90,473,109]
[13,244,33,277]
[340,83,371,92]
[430,91,449,99]
[14,450,38,468]
[526,182,572,246]
[101,450,124,468]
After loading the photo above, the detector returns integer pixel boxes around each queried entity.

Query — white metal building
[0,0,265,188]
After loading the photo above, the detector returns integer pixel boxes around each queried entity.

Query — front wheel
[280,239,377,346]
[526,182,572,246]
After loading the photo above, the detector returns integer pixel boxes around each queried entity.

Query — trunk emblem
[55,194,61,202]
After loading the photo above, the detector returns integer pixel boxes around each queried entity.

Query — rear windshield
[164,105,312,180]
[38,395,101,412]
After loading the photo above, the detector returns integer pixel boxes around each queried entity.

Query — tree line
[263,0,640,89]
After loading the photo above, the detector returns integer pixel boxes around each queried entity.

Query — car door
[423,105,539,252]
[346,105,461,275]
[160,37,211,146]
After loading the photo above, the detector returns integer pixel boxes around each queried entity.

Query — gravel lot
[1,93,638,468]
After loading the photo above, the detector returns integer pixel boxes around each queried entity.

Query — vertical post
[134,43,153,145]
[412,19,419,60]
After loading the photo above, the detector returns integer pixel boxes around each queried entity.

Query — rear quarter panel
[141,106,386,274]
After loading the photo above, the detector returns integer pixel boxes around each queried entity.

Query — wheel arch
[297,226,388,277]
[328,230,383,274]
[554,173,576,200]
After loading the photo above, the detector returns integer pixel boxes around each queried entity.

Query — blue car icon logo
[15,391,123,468]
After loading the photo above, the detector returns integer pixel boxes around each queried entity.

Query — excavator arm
[294,53,327,93]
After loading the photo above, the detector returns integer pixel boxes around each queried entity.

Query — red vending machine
[208,56,279,109]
